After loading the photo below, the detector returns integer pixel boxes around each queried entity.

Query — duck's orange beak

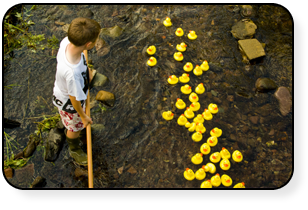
[212,129,215,133]
[212,155,216,159]
[203,148,207,152]
[226,179,230,183]
[224,164,228,167]
[209,140,213,143]
[237,155,241,159]
[186,168,189,171]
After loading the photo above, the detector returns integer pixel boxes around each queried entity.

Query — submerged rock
[95,38,110,57]
[4,168,14,179]
[96,90,115,107]
[4,118,21,129]
[255,78,277,92]
[231,19,257,40]
[238,39,266,60]
[240,5,254,17]
[100,25,123,39]
[77,8,94,18]
[30,176,46,188]
[91,69,108,87]
[23,134,41,158]
[274,87,292,116]
[44,128,65,162]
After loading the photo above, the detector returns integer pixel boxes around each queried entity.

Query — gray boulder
[44,128,65,162]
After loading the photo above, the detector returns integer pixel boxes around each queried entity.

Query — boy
[52,17,101,166]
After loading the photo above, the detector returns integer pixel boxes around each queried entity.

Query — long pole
[83,50,94,188]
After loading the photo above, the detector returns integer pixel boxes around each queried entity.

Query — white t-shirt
[52,37,89,113]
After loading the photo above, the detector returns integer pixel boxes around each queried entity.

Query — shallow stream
[4,4,293,188]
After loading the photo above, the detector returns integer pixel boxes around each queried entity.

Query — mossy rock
[100,25,123,39]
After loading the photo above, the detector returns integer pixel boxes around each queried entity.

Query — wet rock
[56,120,65,130]
[238,39,266,60]
[91,70,108,87]
[44,128,65,162]
[240,5,254,17]
[95,90,115,107]
[30,176,46,188]
[255,103,272,117]
[62,24,70,33]
[95,38,111,57]
[91,124,106,137]
[23,134,41,158]
[231,19,257,40]
[271,159,286,171]
[14,151,24,160]
[100,25,123,39]
[274,87,292,116]
[268,128,275,136]
[4,168,14,179]
[14,164,34,184]
[249,116,259,124]
[255,78,277,92]
[75,168,88,178]
[77,8,94,18]
[127,166,137,174]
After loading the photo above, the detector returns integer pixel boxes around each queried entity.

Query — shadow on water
[4,4,293,188]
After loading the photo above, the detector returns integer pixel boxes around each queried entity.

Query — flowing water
[4,4,293,188]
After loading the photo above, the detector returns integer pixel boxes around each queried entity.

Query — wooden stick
[83,50,94,188]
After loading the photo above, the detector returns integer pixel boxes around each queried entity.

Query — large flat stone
[238,39,266,60]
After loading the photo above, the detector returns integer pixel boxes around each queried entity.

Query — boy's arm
[69,95,93,128]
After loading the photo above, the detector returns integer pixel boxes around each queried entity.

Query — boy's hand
[81,115,93,128]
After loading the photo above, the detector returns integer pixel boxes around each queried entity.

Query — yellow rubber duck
[183,168,195,181]
[184,107,194,119]
[167,75,178,85]
[205,162,216,174]
[220,158,231,171]
[174,52,184,61]
[208,103,219,114]
[220,147,231,159]
[193,65,203,76]
[193,114,204,124]
[195,83,205,94]
[200,60,209,71]
[181,84,192,95]
[179,73,190,83]
[176,42,187,52]
[183,62,193,72]
[147,57,157,66]
[162,111,174,121]
[210,127,222,138]
[146,45,156,55]
[190,102,200,112]
[177,114,188,126]
[233,182,245,188]
[202,109,213,121]
[185,122,191,128]
[175,28,184,37]
[200,180,212,188]
[200,143,211,155]
[195,122,206,133]
[210,152,221,163]
[188,30,197,40]
[207,136,218,147]
[175,98,186,109]
[163,17,172,27]
[188,122,196,132]
[192,131,203,142]
[232,150,243,162]
[195,168,206,180]
[221,174,232,187]
[191,153,203,165]
[210,174,221,187]
[189,92,199,103]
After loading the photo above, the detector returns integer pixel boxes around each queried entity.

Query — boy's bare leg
[67,130,81,139]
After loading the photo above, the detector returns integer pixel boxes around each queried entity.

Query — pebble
[127,166,137,174]
[95,90,115,107]
[249,115,259,124]
[4,168,14,179]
